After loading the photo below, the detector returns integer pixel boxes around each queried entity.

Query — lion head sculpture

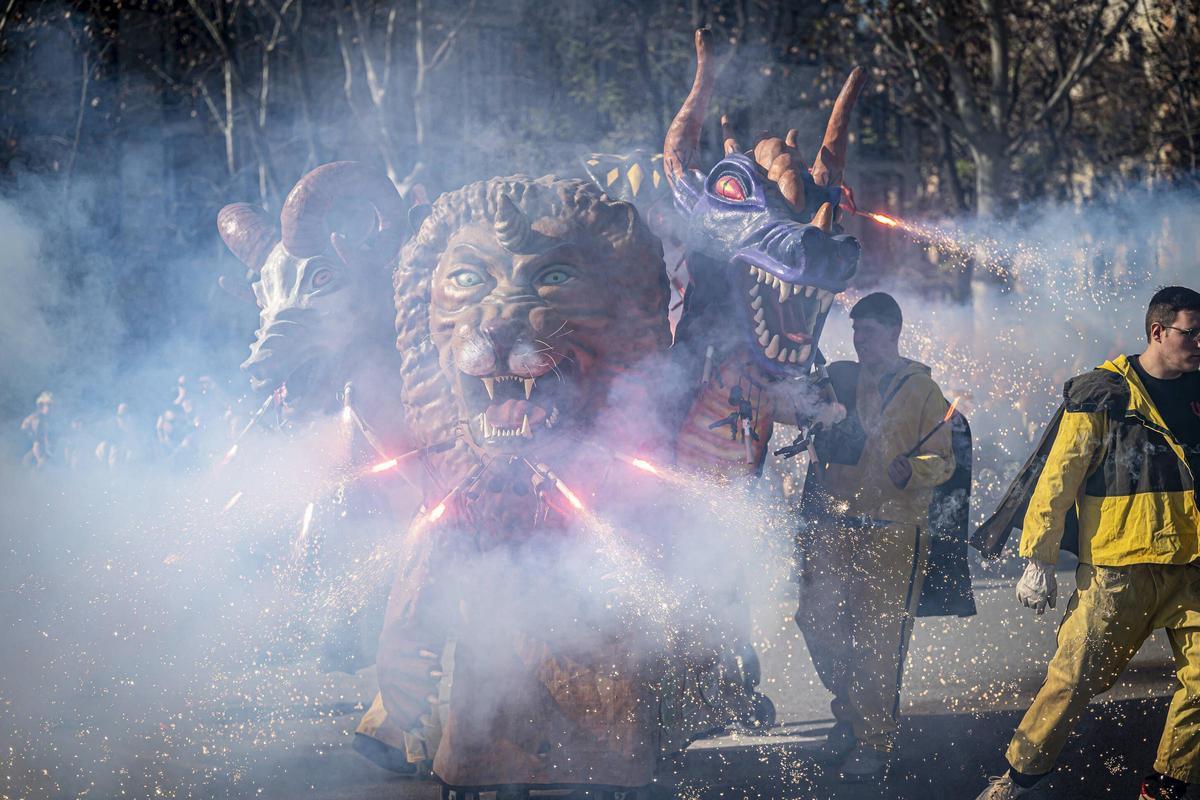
[217,162,408,418]
[394,175,670,472]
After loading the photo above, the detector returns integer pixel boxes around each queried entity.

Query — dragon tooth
[754,308,765,323]
[521,414,531,438]
[806,285,816,298]
[524,378,535,399]
[777,347,790,363]
[482,377,495,400]
[788,349,799,363]
[798,344,811,363]
[820,291,834,313]
[764,334,780,359]
[758,328,770,346]
[751,296,763,310]
[748,284,759,297]
[778,281,789,304]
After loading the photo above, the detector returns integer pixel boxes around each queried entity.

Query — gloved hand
[1016,559,1058,614]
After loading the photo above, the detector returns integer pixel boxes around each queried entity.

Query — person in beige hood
[795,292,956,782]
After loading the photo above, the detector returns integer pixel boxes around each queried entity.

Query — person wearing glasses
[973,286,1200,800]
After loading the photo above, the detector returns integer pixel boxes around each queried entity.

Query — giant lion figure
[375,175,753,793]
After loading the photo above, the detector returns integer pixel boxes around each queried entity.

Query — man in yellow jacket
[796,292,956,782]
[974,286,1200,800]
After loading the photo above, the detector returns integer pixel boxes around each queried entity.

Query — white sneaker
[974,774,1032,799]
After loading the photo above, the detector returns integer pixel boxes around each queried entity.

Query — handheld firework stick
[424,460,488,522]
[523,459,587,513]
[220,389,281,465]
[905,396,960,458]
[367,437,460,475]
[774,350,835,472]
[700,345,715,386]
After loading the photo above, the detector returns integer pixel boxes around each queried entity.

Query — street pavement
[3,546,1192,800]
[178,569,1199,798]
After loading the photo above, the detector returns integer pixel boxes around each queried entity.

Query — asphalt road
[0,461,1189,800]
[11,568,1182,800]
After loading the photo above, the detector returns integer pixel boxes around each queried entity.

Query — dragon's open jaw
[459,362,576,452]
[739,262,835,370]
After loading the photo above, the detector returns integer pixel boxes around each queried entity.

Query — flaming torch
[906,397,960,458]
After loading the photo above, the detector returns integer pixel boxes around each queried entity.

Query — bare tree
[856,0,1139,217]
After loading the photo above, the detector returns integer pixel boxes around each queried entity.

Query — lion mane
[393,175,669,480]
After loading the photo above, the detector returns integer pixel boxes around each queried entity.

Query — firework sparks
[943,396,961,422]
[628,457,660,475]
[369,457,398,474]
[428,501,447,522]
[553,478,585,511]
[221,491,244,513]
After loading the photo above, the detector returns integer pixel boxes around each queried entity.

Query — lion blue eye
[539,269,571,286]
[451,271,485,288]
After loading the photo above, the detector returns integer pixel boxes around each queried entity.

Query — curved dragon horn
[217,203,277,272]
[663,28,716,185]
[811,67,867,188]
[280,161,408,266]
[494,194,535,253]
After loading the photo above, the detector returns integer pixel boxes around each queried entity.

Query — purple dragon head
[664,30,866,377]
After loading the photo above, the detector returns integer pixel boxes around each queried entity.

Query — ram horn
[280,161,407,267]
[217,203,277,272]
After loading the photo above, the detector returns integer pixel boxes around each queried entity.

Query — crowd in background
[15,374,257,473]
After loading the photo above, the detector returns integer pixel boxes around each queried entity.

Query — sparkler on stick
[366,437,459,476]
[906,397,960,458]
[222,491,244,512]
[220,391,279,465]
[524,459,587,512]
[422,461,487,525]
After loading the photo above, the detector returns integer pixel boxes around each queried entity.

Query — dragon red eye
[715,174,746,201]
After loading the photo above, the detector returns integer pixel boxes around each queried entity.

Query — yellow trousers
[795,522,929,752]
[1007,561,1200,783]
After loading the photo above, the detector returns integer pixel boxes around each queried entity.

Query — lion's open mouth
[741,266,834,366]
[459,360,577,448]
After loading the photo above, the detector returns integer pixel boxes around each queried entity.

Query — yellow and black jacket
[971,355,1199,566]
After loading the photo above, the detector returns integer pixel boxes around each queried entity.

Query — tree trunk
[971,143,1011,218]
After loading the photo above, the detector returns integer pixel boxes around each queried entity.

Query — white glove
[1016,560,1058,615]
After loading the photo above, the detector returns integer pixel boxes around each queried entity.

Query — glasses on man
[1164,325,1200,344]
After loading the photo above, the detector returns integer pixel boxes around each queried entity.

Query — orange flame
[341,406,354,424]
[554,478,585,511]
[868,212,899,227]
[629,458,660,475]
[222,491,244,513]
[943,396,960,423]
[428,502,447,522]
[370,458,399,474]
